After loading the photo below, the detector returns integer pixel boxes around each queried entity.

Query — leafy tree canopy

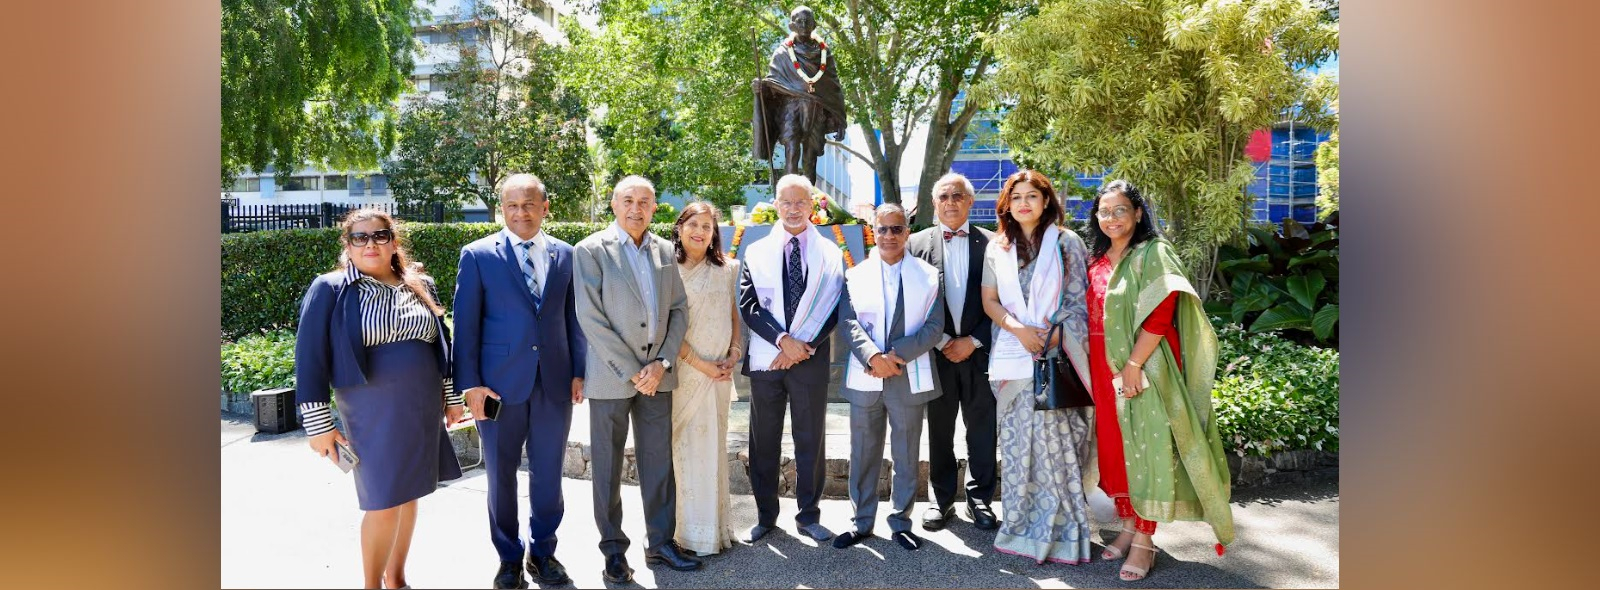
[222,0,417,181]
[987,0,1338,295]
[385,1,595,219]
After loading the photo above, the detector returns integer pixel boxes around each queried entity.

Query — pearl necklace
[784,33,828,92]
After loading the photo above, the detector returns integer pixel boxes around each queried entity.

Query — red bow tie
[943,229,968,241]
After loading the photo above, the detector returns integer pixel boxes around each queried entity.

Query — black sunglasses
[347,229,395,247]
[874,224,909,235]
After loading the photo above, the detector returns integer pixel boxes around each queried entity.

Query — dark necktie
[943,228,968,241]
[784,236,803,327]
[519,242,543,314]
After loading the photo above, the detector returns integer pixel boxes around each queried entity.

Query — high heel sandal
[1118,542,1159,582]
[1101,527,1138,560]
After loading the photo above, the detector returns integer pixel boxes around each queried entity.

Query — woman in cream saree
[669,202,743,555]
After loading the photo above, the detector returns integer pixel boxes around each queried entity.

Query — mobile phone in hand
[481,396,503,421]
[1111,368,1152,391]
[334,440,359,473]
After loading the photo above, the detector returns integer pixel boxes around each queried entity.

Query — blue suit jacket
[452,231,586,405]
[293,270,453,405]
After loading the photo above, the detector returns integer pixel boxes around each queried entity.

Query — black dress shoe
[921,505,955,531]
[645,541,703,571]
[743,524,774,543]
[892,530,924,551]
[967,502,1000,530]
[494,560,529,589]
[525,554,571,586]
[602,554,634,584]
[832,530,872,549]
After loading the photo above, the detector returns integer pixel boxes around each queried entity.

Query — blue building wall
[950,127,1330,226]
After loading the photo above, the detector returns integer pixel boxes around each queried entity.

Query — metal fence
[220,202,448,234]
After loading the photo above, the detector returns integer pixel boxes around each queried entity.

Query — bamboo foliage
[988,0,1337,295]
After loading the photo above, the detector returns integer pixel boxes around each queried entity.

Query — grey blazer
[573,228,689,399]
[839,280,947,407]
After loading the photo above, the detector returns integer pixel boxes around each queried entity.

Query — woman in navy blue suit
[295,208,465,589]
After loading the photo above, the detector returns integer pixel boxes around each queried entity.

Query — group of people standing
[292,168,1234,589]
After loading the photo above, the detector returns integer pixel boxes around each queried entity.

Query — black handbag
[1032,322,1094,410]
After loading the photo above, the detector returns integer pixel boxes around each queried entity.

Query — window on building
[431,73,459,93]
[324,175,349,191]
[279,176,319,191]
[350,175,367,195]
[368,174,388,195]
[522,1,556,24]
[225,177,261,192]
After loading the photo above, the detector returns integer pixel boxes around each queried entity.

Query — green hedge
[221,330,296,394]
[1211,318,1340,457]
[222,221,674,339]
[223,320,1339,458]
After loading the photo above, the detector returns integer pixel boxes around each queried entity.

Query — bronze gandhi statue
[752,6,848,185]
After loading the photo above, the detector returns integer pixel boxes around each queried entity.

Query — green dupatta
[1103,238,1234,547]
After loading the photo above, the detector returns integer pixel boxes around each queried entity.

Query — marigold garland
[831,224,856,268]
[728,225,747,256]
[729,219,859,268]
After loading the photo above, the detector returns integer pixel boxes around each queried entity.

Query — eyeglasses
[1094,206,1135,220]
[935,192,971,202]
[347,229,395,247]
[874,224,909,235]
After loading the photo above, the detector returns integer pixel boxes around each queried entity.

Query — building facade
[222,0,579,215]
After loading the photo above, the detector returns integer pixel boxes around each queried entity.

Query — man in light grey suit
[572,175,701,582]
[833,204,947,552]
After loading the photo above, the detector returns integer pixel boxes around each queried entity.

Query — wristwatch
[656,357,672,370]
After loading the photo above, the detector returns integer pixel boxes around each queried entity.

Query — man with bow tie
[906,172,1001,532]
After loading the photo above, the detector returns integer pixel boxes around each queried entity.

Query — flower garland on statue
[727,224,747,257]
[732,193,865,267]
[831,224,856,268]
[810,192,859,267]
[784,33,828,92]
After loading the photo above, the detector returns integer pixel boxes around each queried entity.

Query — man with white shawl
[736,174,845,543]
[832,204,946,552]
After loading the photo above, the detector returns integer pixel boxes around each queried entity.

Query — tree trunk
[913,98,952,227]
[877,160,900,206]
[913,57,991,227]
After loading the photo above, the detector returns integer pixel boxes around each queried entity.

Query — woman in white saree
[668,202,743,555]
[978,170,1096,565]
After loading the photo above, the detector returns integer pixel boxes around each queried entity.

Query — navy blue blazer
[452,231,587,405]
[293,270,453,406]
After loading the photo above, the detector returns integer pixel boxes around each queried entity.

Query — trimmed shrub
[221,330,296,394]
[1211,319,1340,457]
[222,221,674,339]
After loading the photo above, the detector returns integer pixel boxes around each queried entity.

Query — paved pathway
[221,416,1337,588]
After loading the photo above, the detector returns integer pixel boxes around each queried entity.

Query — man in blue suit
[454,173,587,589]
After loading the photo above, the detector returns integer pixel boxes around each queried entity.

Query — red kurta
[1087,255,1181,532]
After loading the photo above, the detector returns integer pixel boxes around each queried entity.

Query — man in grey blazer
[832,204,946,552]
[572,175,700,582]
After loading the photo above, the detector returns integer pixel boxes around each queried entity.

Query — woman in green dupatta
[1086,180,1232,582]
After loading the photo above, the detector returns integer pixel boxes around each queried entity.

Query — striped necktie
[518,241,543,313]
